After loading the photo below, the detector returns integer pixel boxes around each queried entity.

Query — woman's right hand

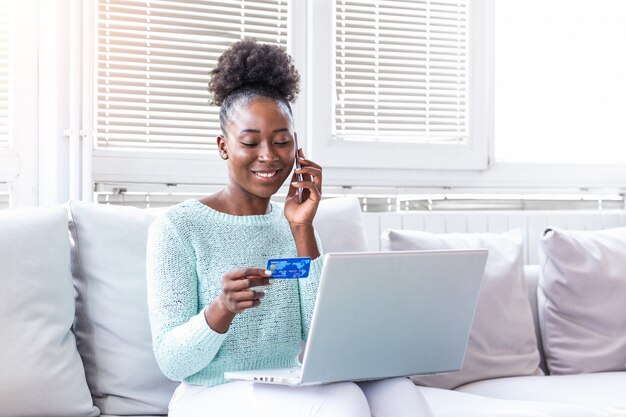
[204,267,272,333]
[219,267,272,313]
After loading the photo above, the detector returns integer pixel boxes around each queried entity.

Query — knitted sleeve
[146,216,227,381]
[298,232,325,341]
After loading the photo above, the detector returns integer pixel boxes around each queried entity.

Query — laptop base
[225,367,303,386]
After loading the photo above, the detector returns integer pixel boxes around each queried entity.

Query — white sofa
[1,197,625,417]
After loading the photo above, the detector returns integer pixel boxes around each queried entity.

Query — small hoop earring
[220,153,228,160]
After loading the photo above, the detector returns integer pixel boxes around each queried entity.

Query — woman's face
[218,98,296,201]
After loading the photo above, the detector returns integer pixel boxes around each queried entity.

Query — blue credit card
[266,257,311,279]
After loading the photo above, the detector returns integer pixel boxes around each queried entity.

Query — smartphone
[294,132,303,204]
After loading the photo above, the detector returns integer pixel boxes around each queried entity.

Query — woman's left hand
[284,148,322,226]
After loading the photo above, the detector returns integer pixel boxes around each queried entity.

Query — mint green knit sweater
[146,199,323,387]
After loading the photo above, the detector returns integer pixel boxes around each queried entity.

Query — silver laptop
[224,249,487,386]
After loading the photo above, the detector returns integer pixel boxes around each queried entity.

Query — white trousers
[168,377,433,417]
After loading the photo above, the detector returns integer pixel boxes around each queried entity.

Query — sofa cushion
[419,386,607,417]
[313,197,368,253]
[67,201,178,415]
[0,206,98,417]
[456,372,626,413]
[382,229,543,390]
[539,227,626,375]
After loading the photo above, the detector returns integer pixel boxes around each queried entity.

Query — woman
[146,38,433,417]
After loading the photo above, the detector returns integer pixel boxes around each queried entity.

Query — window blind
[0,0,10,149]
[97,0,289,151]
[334,0,468,143]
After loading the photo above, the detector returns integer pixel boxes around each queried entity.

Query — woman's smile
[252,169,282,182]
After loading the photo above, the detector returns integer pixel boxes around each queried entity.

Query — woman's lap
[169,377,433,417]
[358,377,433,417]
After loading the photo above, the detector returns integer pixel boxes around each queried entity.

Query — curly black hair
[209,38,300,133]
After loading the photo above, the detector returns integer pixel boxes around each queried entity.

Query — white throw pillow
[0,207,98,417]
[539,227,626,375]
[67,201,178,415]
[313,197,368,253]
[382,229,543,389]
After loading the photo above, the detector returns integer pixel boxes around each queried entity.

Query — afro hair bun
[209,38,300,106]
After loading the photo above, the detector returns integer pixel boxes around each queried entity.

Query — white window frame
[86,0,309,189]
[307,0,493,172]
[83,0,626,198]
[305,0,626,194]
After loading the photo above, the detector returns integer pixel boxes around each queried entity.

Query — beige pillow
[313,197,368,253]
[67,201,178,415]
[0,206,98,417]
[382,229,543,389]
[539,227,626,375]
